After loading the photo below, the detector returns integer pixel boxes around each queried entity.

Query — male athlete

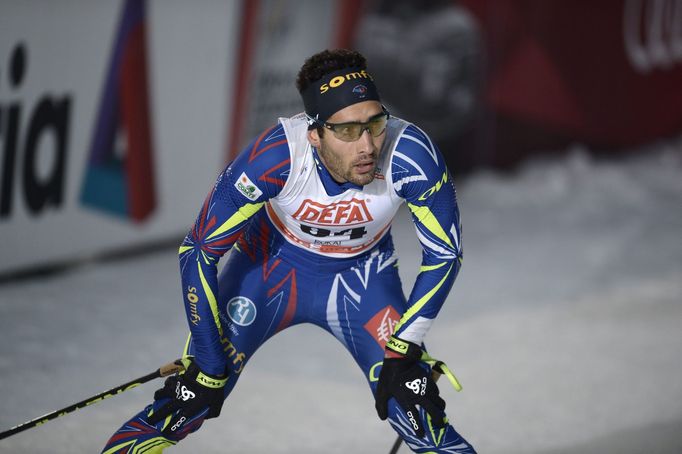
[103,49,476,453]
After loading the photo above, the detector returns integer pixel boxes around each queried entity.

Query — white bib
[266,113,408,258]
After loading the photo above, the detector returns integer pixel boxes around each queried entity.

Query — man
[103,49,476,453]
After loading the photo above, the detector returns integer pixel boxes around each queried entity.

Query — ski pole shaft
[0,359,184,441]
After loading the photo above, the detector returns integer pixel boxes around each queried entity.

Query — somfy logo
[226,296,257,326]
[623,0,682,73]
[319,70,374,94]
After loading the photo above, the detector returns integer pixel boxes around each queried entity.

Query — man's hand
[147,357,227,436]
[375,337,446,438]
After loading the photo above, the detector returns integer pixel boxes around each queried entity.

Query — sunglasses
[310,108,390,142]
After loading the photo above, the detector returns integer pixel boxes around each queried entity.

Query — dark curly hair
[296,49,368,93]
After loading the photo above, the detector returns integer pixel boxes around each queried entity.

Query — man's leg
[102,230,305,453]
[100,332,246,453]
[316,249,476,453]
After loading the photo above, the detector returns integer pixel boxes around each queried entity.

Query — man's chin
[349,172,375,186]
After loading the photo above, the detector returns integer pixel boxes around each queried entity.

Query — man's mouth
[354,160,375,174]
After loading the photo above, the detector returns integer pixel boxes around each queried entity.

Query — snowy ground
[1,139,681,453]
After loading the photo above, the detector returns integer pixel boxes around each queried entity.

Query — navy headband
[301,67,381,124]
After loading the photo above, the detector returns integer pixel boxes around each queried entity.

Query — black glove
[375,337,446,438]
[147,357,227,436]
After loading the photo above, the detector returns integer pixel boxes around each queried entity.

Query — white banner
[227,0,347,157]
[0,0,240,274]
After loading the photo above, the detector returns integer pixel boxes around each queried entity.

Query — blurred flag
[80,0,156,223]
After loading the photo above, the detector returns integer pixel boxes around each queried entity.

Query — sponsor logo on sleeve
[234,172,263,201]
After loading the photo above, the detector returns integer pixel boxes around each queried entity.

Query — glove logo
[405,377,427,396]
[175,382,196,402]
[170,416,186,432]
[406,410,420,431]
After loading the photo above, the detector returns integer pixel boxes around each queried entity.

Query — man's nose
[358,127,374,149]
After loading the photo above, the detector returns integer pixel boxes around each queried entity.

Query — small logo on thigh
[226,296,257,326]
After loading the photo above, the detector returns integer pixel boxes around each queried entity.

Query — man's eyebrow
[330,111,384,124]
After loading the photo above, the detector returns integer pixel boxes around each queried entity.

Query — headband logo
[352,84,368,98]
[319,70,373,94]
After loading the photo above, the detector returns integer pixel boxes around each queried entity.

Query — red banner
[461,0,682,151]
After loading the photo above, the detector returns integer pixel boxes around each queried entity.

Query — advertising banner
[0,0,239,274]
[460,0,682,163]
[226,0,361,158]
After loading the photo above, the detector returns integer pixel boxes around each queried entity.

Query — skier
[103,49,476,453]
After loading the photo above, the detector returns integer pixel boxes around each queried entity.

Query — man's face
[307,100,386,186]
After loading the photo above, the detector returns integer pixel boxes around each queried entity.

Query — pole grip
[159,359,185,377]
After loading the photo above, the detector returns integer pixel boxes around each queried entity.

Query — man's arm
[376,127,461,435]
[391,124,463,347]
[178,124,290,376]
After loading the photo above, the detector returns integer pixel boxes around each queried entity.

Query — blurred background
[1,0,681,453]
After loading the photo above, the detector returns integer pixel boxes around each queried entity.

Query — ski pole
[0,358,184,441]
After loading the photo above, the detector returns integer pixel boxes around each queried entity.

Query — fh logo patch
[364,305,400,347]
[234,172,263,201]
[226,296,257,326]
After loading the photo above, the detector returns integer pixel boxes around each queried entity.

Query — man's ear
[307,128,321,148]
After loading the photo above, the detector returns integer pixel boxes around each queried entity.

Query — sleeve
[178,124,291,375]
[390,124,463,346]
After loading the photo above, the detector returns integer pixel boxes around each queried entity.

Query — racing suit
[102,113,474,453]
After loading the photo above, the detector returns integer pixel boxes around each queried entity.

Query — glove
[375,336,446,438]
[147,357,227,436]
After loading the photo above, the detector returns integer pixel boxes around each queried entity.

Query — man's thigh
[315,250,407,384]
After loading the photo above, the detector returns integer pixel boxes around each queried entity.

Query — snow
[1,138,681,453]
